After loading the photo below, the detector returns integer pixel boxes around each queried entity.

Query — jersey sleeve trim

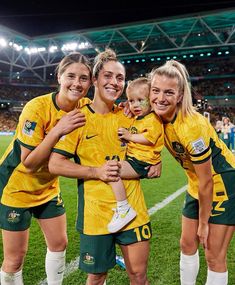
[52,148,74,158]
[192,154,211,164]
[16,138,36,151]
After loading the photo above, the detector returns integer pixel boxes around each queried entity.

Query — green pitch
[0,136,234,284]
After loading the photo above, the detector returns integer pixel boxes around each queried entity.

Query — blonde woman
[149,60,235,285]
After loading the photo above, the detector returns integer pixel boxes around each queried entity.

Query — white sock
[117,200,129,212]
[1,269,23,285]
[180,250,199,285]
[205,269,228,285]
[45,248,66,285]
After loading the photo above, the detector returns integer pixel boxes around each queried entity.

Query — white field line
[147,185,187,215]
[38,185,187,285]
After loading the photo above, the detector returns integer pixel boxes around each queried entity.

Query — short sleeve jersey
[164,110,235,202]
[0,92,90,207]
[126,112,164,164]
[53,105,150,235]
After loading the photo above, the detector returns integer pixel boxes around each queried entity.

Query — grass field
[0,135,235,284]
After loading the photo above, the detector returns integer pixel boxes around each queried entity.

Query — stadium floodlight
[9,42,23,51]
[0,38,7,47]
[77,42,91,49]
[25,47,46,54]
[61,42,78,51]
[61,41,91,51]
[49,45,58,53]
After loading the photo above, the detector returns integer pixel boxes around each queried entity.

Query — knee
[180,236,198,254]
[86,273,107,285]
[206,251,226,271]
[2,249,26,272]
[128,269,147,284]
[59,235,68,250]
[47,235,68,252]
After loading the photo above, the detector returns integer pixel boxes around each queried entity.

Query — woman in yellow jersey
[0,52,116,285]
[149,60,235,285]
[49,49,152,285]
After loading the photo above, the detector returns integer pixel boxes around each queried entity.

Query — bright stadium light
[61,42,91,51]
[49,45,58,53]
[62,42,78,51]
[25,47,46,54]
[77,42,91,49]
[9,42,23,51]
[0,38,7,47]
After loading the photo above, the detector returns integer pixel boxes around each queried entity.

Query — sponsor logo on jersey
[23,120,37,137]
[210,212,223,217]
[83,253,95,265]
[86,134,98,139]
[191,137,207,154]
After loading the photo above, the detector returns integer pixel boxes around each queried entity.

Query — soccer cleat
[107,206,136,233]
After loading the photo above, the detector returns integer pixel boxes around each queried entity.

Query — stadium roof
[0,8,234,83]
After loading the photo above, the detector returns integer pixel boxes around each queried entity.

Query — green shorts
[126,155,152,178]
[79,222,152,273]
[0,194,65,231]
[183,192,235,225]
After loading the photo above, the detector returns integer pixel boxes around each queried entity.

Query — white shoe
[108,206,136,233]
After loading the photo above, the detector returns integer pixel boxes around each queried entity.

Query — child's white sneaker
[108,207,136,233]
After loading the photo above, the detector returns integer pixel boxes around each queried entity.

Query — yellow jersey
[127,112,164,164]
[164,110,235,202]
[0,92,90,207]
[53,104,150,235]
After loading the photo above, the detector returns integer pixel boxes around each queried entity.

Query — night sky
[0,0,234,36]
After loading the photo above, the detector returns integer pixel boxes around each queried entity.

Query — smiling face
[58,62,91,105]
[150,74,182,123]
[127,84,151,117]
[93,60,126,104]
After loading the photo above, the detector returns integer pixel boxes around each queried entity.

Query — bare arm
[193,158,213,249]
[118,127,153,146]
[48,152,120,182]
[21,109,86,172]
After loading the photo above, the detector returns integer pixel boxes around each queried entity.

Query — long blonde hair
[149,60,196,119]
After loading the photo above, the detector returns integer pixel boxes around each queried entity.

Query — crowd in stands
[0,56,234,146]
[192,79,235,98]
[0,84,56,102]
[0,110,20,132]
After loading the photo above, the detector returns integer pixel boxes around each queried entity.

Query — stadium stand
[0,8,234,128]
